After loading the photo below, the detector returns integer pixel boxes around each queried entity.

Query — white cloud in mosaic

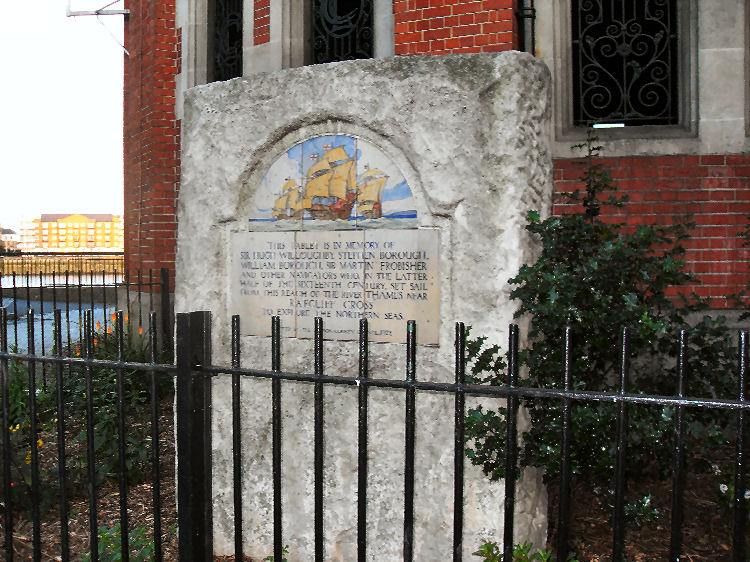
[356,138,412,201]
[254,152,302,214]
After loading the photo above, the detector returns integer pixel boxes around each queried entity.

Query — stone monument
[176,51,552,560]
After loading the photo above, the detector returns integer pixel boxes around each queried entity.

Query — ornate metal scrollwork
[572,0,678,126]
[214,0,243,81]
[312,0,373,64]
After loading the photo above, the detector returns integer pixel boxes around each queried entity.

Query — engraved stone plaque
[294,230,362,340]
[364,229,439,344]
[231,229,439,344]
[230,231,296,337]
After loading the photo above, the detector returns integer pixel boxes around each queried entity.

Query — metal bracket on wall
[66,0,130,56]
[66,0,129,17]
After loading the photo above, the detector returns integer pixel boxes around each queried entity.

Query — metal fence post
[160,268,173,363]
[176,311,213,561]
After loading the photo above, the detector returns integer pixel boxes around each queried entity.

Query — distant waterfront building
[0,228,19,252]
[18,214,124,253]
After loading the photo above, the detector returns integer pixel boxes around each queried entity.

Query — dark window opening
[312,0,374,64]
[212,0,243,81]
[572,0,679,126]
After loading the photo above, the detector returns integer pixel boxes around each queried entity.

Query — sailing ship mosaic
[250,135,417,228]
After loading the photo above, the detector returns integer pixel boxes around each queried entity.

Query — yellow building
[19,214,124,253]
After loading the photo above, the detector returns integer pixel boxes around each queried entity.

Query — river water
[2,298,116,353]
[1,271,124,353]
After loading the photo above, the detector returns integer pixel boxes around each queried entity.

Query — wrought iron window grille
[572,0,679,127]
[213,0,243,81]
[312,0,374,64]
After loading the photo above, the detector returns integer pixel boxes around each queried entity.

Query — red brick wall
[554,154,750,307]
[254,0,271,45]
[121,2,749,308]
[394,0,520,55]
[123,0,180,287]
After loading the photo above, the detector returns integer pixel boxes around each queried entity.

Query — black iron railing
[174,313,748,562]
[1,309,175,562]
[0,267,172,358]
[0,309,747,561]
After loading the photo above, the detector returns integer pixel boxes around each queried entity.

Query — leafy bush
[712,462,750,536]
[622,494,660,528]
[473,541,577,561]
[263,545,289,562]
[80,523,157,562]
[61,325,156,485]
[0,348,60,510]
[0,318,168,510]
[465,134,737,488]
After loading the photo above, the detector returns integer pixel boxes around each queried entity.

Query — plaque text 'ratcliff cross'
[231,229,439,343]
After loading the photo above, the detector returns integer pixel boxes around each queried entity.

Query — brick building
[123,0,750,306]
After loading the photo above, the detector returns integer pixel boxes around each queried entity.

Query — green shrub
[712,463,750,537]
[263,545,289,561]
[0,320,168,510]
[623,494,660,528]
[61,328,155,485]
[465,134,737,487]
[0,347,59,510]
[80,523,157,562]
[473,541,578,561]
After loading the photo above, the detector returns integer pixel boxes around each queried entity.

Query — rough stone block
[177,51,552,560]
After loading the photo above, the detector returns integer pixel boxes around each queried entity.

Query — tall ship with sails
[356,168,388,219]
[272,179,304,219]
[302,146,358,220]
[270,143,389,221]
